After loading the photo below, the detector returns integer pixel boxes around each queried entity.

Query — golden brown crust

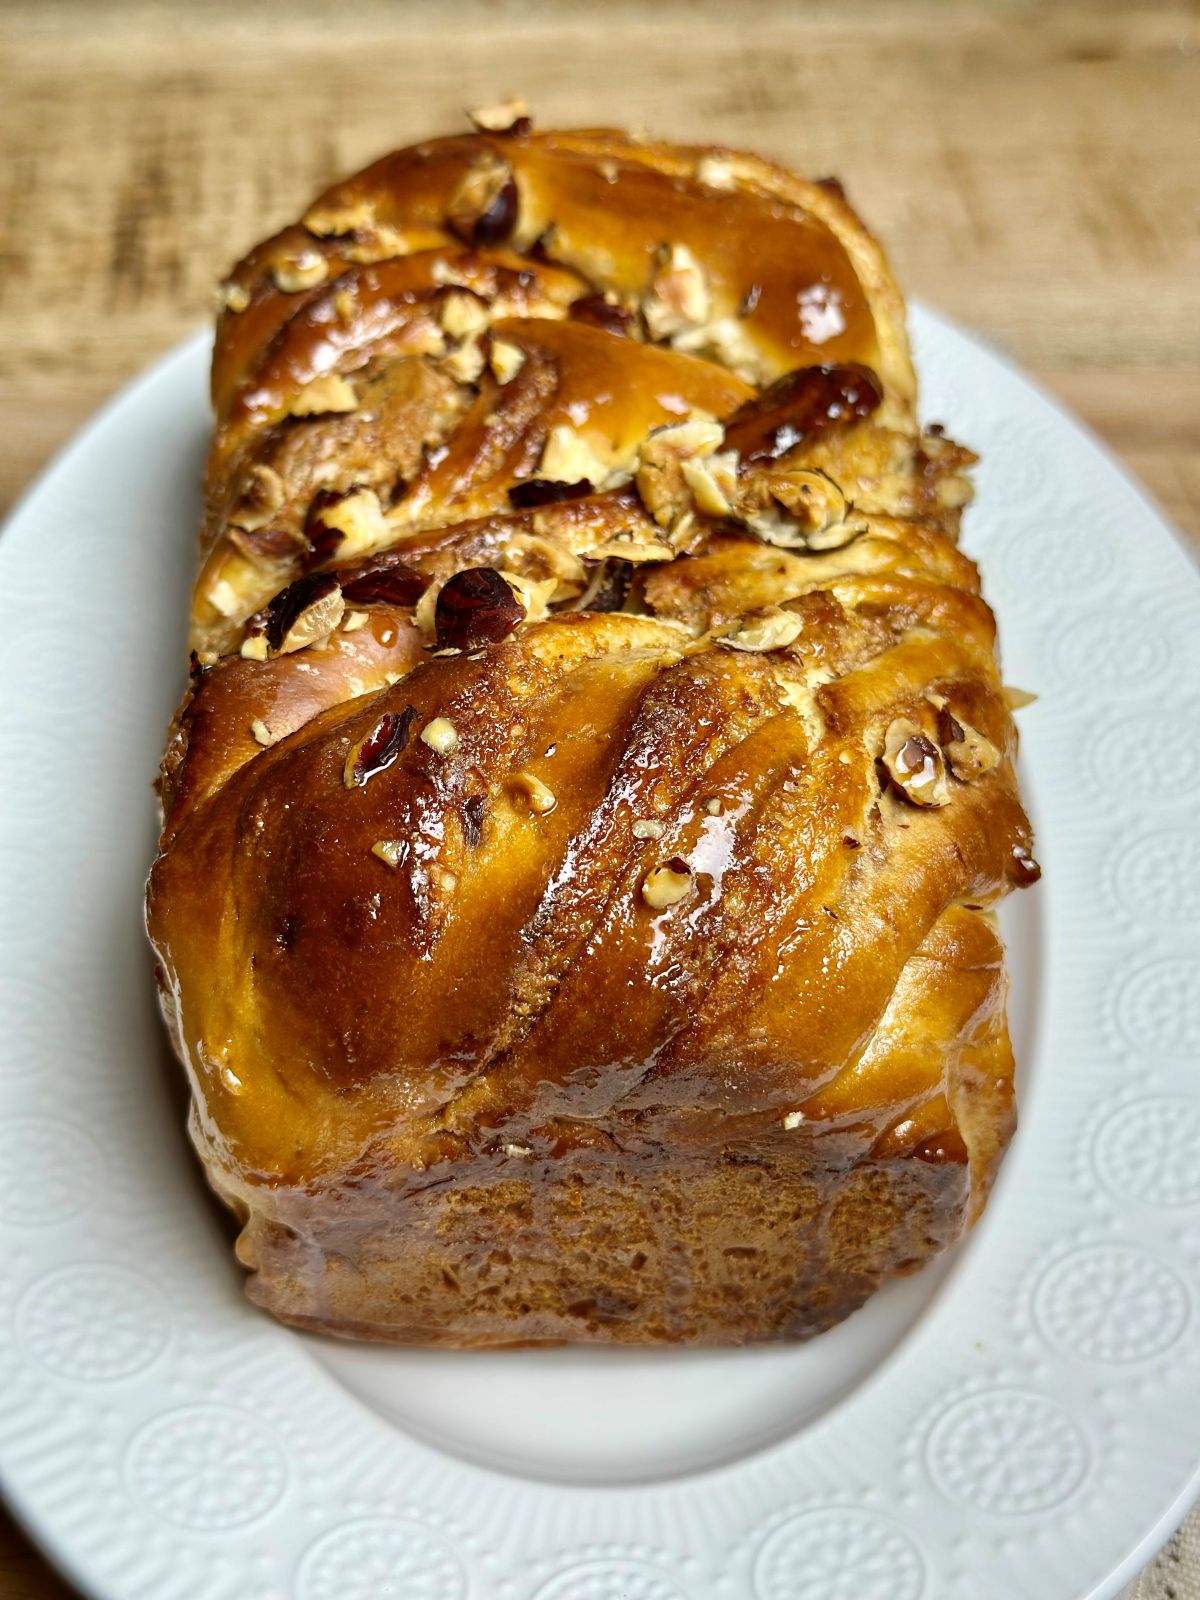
[147,116,1035,1346]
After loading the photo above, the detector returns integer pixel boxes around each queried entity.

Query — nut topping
[371,839,405,869]
[538,425,613,487]
[420,716,460,755]
[344,705,417,789]
[467,98,532,135]
[447,152,519,246]
[632,818,665,840]
[881,718,950,808]
[271,249,329,293]
[443,336,486,384]
[720,608,805,653]
[305,485,390,566]
[435,567,525,650]
[680,450,739,517]
[438,288,490,341]
[635,415,726,529]
[230,463,286,533]
[722,363,883,464]
[642,857,694,909]
[303,197,376,236]
[265,573,345,654]
[643,243,711,341]
[216,280,251,314]
[289,374,359,417]
[511,771,557,815]
[490,338,526,384]
[936,706,1000,780]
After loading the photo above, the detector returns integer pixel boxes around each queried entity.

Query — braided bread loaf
[147,109,1038,1346]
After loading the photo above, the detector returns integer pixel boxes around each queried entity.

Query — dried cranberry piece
[569,293,634,336]
[339,557,427,608]
[265,573,340,652]
[347,705,417,788]
[472,177,519,246]
[508,478,594,509]
[723,363,884,464]
[435,567,525,650]
[462,793,486,846]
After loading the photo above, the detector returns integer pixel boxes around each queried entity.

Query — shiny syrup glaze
[147,124,1035,1347]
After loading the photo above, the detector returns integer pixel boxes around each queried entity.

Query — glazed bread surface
[147,109,1038,1346]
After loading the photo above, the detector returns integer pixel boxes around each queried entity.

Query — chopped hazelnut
[643,243,711,341]
[632,818,665,840]
[539,424,613,487]
[289,374,359,417]
[208,577,243,618]
[642,857,693,909]
[265,573,345,654]
[782,1110,805,1130]
[681,450,739,517]
[371,839,405,869]
[342,610,369,633]
[511,771,557,815]
[936,707,1000,780]
[443,336,486,384]
[306,486,389,562]
[1005,685,1037,710]
[447,151,519,246]
[230,463,285,533]
[490,338,526,384]
[881,718,950,808]
[250,718,278,747]
[720,609,804,653]
[240,633,269,661]
[503,1141,535,1158]
[420,716,460,755]
[468,98,531,134]
[271,249,329,293]
[303,197,377,236]
[439,288,490,341]
[705,797,722,816]
[635,414,726,529]
[216,280,251,314]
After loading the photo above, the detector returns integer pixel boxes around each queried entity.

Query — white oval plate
[2,307,1199,1600]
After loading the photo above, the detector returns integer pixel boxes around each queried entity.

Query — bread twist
[147,110,1038,1345]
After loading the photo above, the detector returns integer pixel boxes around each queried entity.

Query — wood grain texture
[0,1,1197,1595]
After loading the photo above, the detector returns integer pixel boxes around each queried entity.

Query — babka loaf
[146,108,1038,1346]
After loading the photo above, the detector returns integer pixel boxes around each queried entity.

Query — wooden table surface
[1,1,1197,1594]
